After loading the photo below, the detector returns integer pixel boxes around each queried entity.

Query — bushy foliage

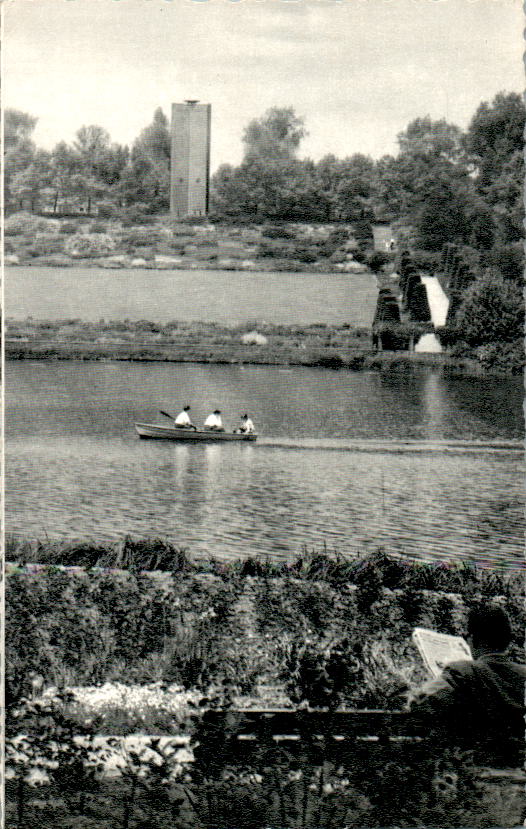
[454,271,524,346]
[367,250,390,273]
[26,233,65,257]
[64,233,115,257]
[120,227,164,246]
[6,537,525,828]
[475,339,524,375]
[6,565,246,706]
[411,250,441,273]
[5,211,58,236]
[59,220,79,234]
[120,204,157,226]
[262,224,295,239]
[97,201,119,219]
[485,242,524,282]
[8,687,525,828]
[89,221,108,234]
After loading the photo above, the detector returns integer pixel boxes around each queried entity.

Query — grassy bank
[5,318,372,368]
[5,317,497,375]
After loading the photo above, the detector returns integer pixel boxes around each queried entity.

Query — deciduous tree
[242,107,306,162]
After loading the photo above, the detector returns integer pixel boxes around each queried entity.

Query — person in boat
[174,405,196,430]
[409,605,526,767]
[203,409,224,431]
[235,414,255,434]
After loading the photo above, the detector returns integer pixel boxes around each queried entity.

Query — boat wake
[259,438,523,455]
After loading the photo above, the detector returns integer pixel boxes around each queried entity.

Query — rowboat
[135,422,257,442]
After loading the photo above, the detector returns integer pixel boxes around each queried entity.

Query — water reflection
[421,372,446,438]
[5,362,523,568]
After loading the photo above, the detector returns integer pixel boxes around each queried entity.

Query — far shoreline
[5,333,516,378]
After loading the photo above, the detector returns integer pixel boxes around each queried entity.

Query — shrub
[352,248,368,264]
[475,339,524,374]
[262,224,295,239]
[352,219,374,248]
[256,241,293,259]
[121,228,163,246]
[64,234,115,258]
[374,293,400,324]
[329,250,347,263]
[367,251,390,274]
[411,250,441,273]
[26,234,65,257]
[59,221,78,234]
[89,221,108,234]
[328,227,350,246]
[5,211,59,236]
[407,281,431,322]
[486,242,524,282]
[292,244,318,263]
[97,202,118,219]
[455,271,524,346]
[121,205,157,226]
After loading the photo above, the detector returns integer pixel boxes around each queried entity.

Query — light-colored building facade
[170,101,211,218]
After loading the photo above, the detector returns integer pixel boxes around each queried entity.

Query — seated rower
[235,413,255,434]
[174,405,196,430]
[204,409,224,432]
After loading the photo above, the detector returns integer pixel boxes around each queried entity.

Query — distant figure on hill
[410,605,526,767]
[235,414,255,434]
[204,409,224,431]
[174,405,196,430]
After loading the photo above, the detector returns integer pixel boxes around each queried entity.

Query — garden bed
[6,543,524,827]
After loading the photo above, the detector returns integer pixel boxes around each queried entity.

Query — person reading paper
[410,605,526,767]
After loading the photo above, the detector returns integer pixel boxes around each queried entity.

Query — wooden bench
[197,709,428,767]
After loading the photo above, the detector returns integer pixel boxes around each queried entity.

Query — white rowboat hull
[135,423,257,442]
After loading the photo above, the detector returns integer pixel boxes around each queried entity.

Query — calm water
[6,362,523,569]
[6,266,377,326]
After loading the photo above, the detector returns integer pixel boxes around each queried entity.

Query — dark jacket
[411,654,526,766]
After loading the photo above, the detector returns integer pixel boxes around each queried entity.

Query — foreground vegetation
[6,542,524,827]
[7,540,523,709]
[8,689,525,829]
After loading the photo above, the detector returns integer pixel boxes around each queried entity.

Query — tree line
[4,93,523,275]
[212,96,523,272]
[5,107,171,217]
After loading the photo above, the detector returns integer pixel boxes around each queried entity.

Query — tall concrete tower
[170,100,211,218]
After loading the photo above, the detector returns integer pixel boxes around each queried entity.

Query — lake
[6,266,377,327]
[5,361,523,569]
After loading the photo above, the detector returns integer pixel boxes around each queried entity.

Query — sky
[4,0,524,173]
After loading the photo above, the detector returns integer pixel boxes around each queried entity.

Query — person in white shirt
[204,409,224,431]
[174,405,196,430]
[236,413,255,434]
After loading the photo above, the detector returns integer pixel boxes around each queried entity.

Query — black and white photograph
[4,0,525,826]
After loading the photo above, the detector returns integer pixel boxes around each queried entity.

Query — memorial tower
[170,100,211,218]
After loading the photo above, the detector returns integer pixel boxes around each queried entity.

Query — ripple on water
[5,438,524,569]
[6,362,523,569]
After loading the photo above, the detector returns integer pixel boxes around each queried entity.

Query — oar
[159,409,197,430]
